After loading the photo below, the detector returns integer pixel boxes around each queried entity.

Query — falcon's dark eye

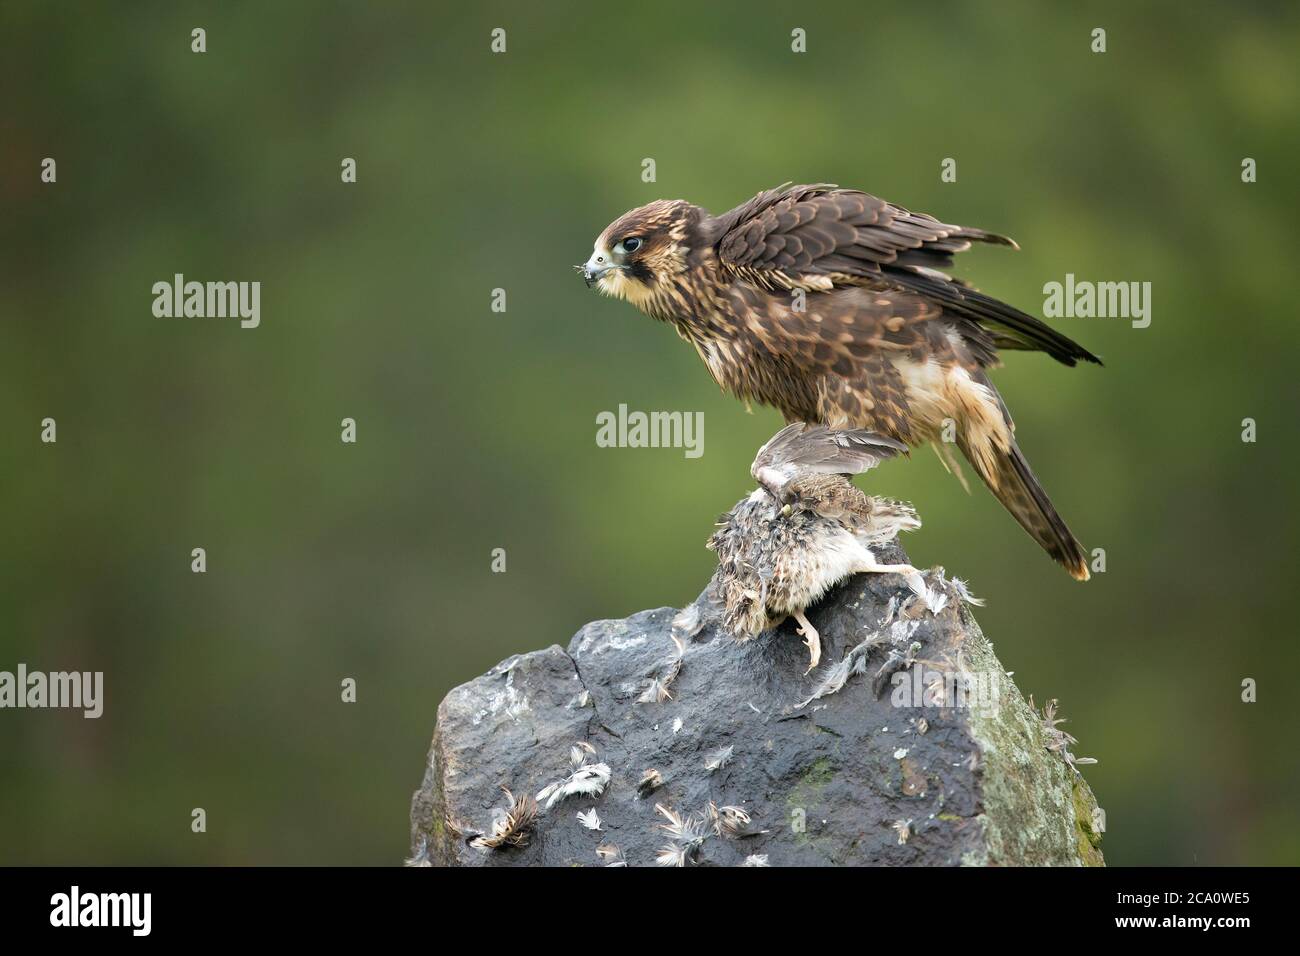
[621,237,642,253]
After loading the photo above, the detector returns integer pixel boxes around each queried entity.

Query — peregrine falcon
[581,184,1099,580]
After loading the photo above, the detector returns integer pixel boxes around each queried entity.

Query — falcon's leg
[793,609,821,674]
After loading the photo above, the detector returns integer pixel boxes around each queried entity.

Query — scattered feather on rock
[708,802,769,838]
[655,803,710,848]
[536,758,612,810]
[638,655,682,703]
[656,844,690,867]
[670,603,704,645]
[949,575,985,606]
[892,819,913,845]
[596,843,627,866]
[577,809,603,831]
[742,854,770,867]
[704,745,734,773]
[570,741,597,767]
[470,787,539,850]
[636,768,665,798]
[404,836,432,867]
[1034,697,1097,772]
[796,630,889,708]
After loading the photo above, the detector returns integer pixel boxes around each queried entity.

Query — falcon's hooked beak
[579,250,619,288]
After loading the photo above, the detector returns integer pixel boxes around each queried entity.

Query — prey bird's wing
[751,422,906,499]
[710,184,1099,367]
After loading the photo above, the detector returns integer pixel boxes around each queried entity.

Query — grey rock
[409,541,1105,867]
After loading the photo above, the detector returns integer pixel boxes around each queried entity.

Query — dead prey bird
[707,423,929,672]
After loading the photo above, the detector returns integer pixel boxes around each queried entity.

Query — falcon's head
[579,199,701,313]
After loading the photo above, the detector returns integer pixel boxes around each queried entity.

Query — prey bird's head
[578,199,701,312]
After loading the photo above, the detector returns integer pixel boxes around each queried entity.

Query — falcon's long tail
[966,438,1090,581]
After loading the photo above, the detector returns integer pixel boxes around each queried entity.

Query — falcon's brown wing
[711,184,1100,367]
[728,281,995,440]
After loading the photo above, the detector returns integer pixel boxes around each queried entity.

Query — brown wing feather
[737,283,994,441]
[711,184,1099,366]
[712,184,1009,279]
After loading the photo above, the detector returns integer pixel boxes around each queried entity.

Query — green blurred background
[2,1,1297,865]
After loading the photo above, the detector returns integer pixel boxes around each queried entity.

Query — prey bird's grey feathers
[751,422,907,501]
